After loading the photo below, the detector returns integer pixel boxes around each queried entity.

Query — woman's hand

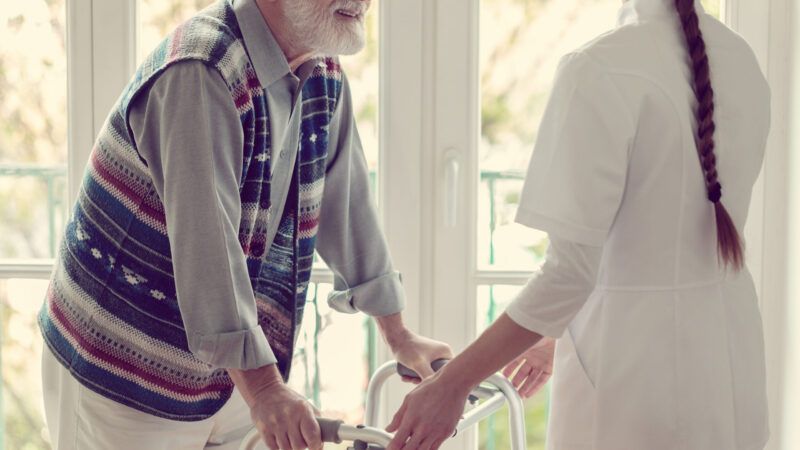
[503,336,555,398]
[385,370,470,450]
[384,314,543,450]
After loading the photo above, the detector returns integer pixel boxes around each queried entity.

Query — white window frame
[0,0,136,280]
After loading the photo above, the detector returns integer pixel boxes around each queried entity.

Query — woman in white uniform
[385,0,770,449]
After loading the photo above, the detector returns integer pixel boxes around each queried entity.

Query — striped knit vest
[38,1,342,421]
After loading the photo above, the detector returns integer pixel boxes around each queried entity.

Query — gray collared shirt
[128,0,405,370]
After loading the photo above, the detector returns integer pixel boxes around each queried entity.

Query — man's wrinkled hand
[249,382,323,450]
[390,330,454,382]
[374,313,454,382]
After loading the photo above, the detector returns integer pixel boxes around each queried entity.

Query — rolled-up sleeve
[315,74,405,317]
[129,61,277,369]
[505,238,602,338]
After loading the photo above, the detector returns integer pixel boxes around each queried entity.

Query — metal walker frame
[240,360,526,449]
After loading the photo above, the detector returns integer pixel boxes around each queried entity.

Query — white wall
[782,0,799,448]
[746,0,798,448]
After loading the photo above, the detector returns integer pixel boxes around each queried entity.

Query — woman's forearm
[437,313,543,393]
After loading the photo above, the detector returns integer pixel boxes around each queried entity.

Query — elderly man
[37,0,452,449]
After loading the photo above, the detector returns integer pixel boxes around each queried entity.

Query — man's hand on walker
[385,370,469,450]
[503,336,555,398]
[375,313,454,383]
[228,365,323,450]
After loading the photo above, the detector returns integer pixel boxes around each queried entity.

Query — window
[476,1,624,447]
[1,279,51,450]
[1,1,67,448]
[0,1,68,262]
[1,0,783,449]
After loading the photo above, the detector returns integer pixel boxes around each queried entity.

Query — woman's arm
[385,314,542,450]
[437,314,543,393]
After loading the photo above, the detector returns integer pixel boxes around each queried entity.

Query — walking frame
[239,359,527,449]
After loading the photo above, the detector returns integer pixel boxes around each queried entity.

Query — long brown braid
[674,0,743,270]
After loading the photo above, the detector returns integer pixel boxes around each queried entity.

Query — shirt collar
[231,0,293,86]
[617,0,706,26]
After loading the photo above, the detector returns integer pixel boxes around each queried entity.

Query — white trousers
[41,348,254,450]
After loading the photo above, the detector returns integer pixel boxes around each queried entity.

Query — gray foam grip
[317,418,343,443]
[397,359,480,405]
[396,359,449,379]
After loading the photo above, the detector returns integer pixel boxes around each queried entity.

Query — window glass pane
[136,0,216,63]
[288,283,374,429]
[0,1,68,260]
[477,0,723,272]
[1,278,51,450]
[315,0,381,268]
[702,0,722,19]
[477,285,548,450]
[478,0,620,271]
[340,3,380,202]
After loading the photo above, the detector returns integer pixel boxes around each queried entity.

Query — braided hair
[674,0,743,270]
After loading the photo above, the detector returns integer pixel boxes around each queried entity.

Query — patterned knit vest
[37,1,341,421]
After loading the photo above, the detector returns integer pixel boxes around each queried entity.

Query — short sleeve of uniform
[515,52,635,246]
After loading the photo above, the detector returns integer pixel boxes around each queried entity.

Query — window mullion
[66,0,136,205]
[91,0,137,134]
[66,0,95,204]
[428,0,480,448]
[377,0,431,433]
[0,263,55,281]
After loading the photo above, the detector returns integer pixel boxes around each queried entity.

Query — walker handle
[317,418,344,443]
[240,418,360,449]
[396,359,480,405]
[396,358,449,380]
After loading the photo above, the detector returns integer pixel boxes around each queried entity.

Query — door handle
[444,148,460,228]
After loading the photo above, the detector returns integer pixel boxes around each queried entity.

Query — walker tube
[336,425,393,447]
[456,392,507,433]
[365,361,398,427]
[486,373,527,449]
[239,428,262,450]
[471,385,499,400]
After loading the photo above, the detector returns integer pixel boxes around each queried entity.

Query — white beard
[283,0,367,56]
